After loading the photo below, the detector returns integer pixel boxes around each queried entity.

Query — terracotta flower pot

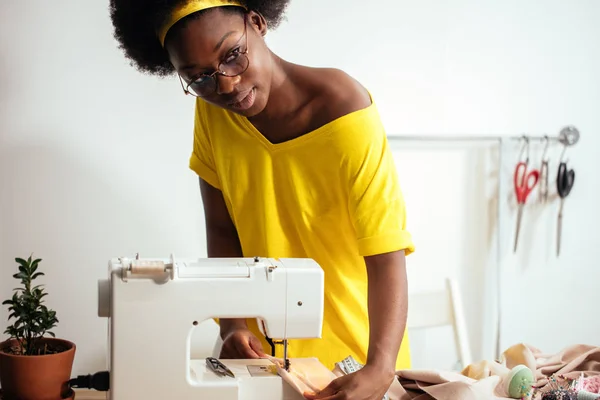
[0,337,76,400]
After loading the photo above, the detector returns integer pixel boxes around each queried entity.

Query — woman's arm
[305,250,407,400]
[199,177,248,335]
[364,250,408,374]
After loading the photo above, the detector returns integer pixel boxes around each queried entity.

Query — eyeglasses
[178,15,249,97]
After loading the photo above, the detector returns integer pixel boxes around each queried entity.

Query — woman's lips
[229,88,255,111]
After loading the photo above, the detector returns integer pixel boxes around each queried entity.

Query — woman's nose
[216,74,241,95]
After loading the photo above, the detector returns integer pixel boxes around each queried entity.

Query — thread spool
[130,260,166,275]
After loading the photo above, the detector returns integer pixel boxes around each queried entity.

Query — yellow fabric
[157,0,246,46]
[189,93,415,370]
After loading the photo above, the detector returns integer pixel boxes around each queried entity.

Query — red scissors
[513,160,539,252]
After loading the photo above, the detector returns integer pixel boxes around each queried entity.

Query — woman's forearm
[364,250,408,373]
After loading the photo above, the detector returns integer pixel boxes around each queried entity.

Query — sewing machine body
[97,255,325,399]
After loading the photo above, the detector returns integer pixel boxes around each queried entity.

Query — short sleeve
[346,113,415,257]
[189,99,221,189]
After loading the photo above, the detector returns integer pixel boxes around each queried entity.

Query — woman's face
[165,8,272,117]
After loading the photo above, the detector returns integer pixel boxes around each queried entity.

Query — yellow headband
[158,0,247,47]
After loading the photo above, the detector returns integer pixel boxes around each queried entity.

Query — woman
[109,1,415,398]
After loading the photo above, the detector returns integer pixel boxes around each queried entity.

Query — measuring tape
[336,356,363,374]
[335,356,389,400]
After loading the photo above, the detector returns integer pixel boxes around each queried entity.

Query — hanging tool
[513,137,540,253]
[539,136,550,203]
[555,127,579,257]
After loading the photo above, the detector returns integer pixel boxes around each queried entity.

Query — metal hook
[539,135,550,203]
[559,141,568,162]
[541,135,550,161]
[518,135,530,164]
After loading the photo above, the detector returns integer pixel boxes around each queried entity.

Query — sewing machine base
[188,357,326,400]
[106,357,330,399]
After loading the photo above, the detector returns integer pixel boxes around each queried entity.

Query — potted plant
[0,255,76,400]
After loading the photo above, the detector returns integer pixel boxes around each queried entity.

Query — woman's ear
[248,10,268,36]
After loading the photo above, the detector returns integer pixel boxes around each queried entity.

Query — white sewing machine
[97,255,326,400]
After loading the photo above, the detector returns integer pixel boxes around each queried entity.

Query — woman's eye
[224,47,241,63]
[191,75,210,86]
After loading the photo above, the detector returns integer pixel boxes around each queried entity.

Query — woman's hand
[303,364,395,400]
[219,326,267,359]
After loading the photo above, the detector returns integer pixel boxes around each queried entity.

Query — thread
[130,260,165,275]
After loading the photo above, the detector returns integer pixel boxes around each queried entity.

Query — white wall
[1,0,599,377]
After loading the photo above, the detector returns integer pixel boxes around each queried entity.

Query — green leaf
[12,272,26,280]
[4,255,58,346]
[15,257,29,268]
[31,272,45,280]
[31,258,41,273]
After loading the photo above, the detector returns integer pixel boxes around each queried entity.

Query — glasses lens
[189,78,216,97]
[186,55,249,97]
[221,54,249,77]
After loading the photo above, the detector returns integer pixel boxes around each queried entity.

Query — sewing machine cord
[68,371,110,391]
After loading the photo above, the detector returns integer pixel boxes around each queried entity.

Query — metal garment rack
[386,133,564,143]
[385,128,580,360]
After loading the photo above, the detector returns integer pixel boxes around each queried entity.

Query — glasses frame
[178,14,249,97]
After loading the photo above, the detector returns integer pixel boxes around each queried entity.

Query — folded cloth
[393,343,600,400]
[265,344,600,400]
[393,369,505,400]
[522,344,600,386]
[465,344,600,396]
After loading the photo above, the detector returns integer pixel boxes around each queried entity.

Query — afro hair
[109,0,291,76]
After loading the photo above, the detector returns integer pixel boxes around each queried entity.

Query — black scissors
[556,161,575,257]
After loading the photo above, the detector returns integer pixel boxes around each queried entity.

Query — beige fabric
[394,369,504,399]
[267,344,600,399]
[264,356,338,396]
[393,343,600,400]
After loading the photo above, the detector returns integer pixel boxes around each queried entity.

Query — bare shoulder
[307,68,372,123]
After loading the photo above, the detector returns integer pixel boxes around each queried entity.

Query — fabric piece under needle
[264,355,338,396]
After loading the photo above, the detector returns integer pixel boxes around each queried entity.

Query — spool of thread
[130,260,166,275]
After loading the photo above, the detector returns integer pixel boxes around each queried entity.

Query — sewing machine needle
[283,340,290,371]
